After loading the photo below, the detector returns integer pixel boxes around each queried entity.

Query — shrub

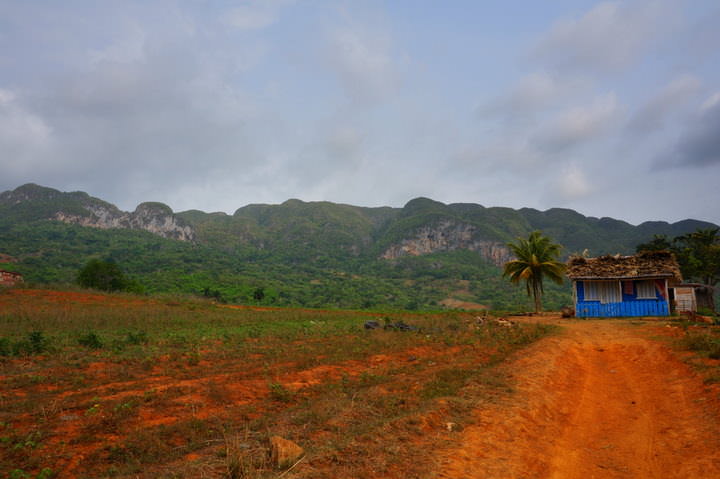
[0,331,50,357]
[77,259,131,292]
[78,332,104,349]
[0,337,11,357]
[125,331,148,345]
[268,383,294,402]
[27,331,48,354]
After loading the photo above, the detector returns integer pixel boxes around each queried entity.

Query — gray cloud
[531,93,620,152]
[479,71,589,119]
[543,163,595,205]
[324,23,401,103]
[533,1,680,73]
[627,75,701,135]
[222,0,295,31]
[0,89,53,174]
[659,94,720,168]
[0,20,266,211]
[289,124,365,189]
[1,0,719,227]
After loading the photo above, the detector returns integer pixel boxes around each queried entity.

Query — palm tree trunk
[532,280,542,313]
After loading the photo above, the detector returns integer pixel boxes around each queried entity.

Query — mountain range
[1,183,716,311]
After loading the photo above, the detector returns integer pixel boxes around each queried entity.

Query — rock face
[54,202,195,242]
[1,183,196,242]
[380,219,512,267]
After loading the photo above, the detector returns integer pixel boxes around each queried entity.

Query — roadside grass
[0,288,556,478]
[667,320,720,385]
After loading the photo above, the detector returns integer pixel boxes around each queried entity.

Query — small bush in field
[0,337,11,356]
[125,330,148,345]
[268,382,294,402]
[0,331,50,357]
[28,331,48,353]
[78,332,104,349]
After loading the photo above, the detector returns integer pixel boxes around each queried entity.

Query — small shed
[566,251,682,318]
[0,270,23,287]
[672,283,715,313]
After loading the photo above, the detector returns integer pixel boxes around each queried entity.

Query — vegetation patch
[0,288,555,478]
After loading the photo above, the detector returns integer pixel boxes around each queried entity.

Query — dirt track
[436,317,720,478]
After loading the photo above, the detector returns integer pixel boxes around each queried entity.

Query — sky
[1,0,719,225]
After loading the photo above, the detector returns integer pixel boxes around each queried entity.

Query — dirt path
[436,317,720,478]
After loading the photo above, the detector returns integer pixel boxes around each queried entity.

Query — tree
[503,231,566,313]
[77,259,129,292]
[252,287,265,302]
[637,228,720,287]
[635,234,672,253]
[672,228,720,287]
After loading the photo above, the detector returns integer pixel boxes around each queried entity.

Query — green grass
[680,330,720,359]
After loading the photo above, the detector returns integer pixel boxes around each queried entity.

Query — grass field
[0,288,555,479]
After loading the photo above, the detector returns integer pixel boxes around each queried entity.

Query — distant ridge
[1,183,716,260]
[1,183,716,311]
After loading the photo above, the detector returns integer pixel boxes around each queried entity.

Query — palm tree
[503,231,566,313]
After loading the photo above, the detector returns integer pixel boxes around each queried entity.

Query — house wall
[574,279,669,317]
[674,287,696,313]
[0,271,23,286]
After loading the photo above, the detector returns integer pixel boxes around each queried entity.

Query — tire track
[435,318,720,479]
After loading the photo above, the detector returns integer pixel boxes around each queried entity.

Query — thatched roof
[566,250,682,283]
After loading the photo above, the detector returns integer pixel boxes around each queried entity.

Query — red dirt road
[436,318,720,479]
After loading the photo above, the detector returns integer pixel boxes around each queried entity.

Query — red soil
[0,288,155,306]
[1,337,467,477]
[5,290,720,478]
[435,317,720,478]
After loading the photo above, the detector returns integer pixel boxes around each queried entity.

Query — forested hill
[0,184,716,311]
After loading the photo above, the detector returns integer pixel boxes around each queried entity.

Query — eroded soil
[436,317,720,478]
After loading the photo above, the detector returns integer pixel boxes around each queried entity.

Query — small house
[566,251,682,318]
[0,270,23,287]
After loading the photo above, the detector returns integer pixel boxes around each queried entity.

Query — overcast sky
[1,1,719,224]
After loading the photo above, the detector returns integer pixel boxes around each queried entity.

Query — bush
[268,382,294,402]
[78,332,104,349]
[0,337,11,356]
[77,259,130,292]
[0,331,50,357]
[125,331,148,345]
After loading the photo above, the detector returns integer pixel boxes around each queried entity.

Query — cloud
[0,88,52,174]
[222,0,294,31]
[554,164,593,201]
[701,92,720,111]
[325,23,400,103]
[0,19,268,210]
[324,125,364,159]
[287,124,366,190]
[627,74,701,135]
[533,1,679,73]
[659,92,720,168]
[89,22,146,64]
[479,71,589,119]
[532,93,620,152]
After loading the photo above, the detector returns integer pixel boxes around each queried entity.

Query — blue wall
[575,280,669,318]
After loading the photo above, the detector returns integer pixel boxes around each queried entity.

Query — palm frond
[503,230,565,312]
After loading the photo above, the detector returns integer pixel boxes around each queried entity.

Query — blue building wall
[575,280,669,318]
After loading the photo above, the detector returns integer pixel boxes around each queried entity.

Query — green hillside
[0,184,716,311]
